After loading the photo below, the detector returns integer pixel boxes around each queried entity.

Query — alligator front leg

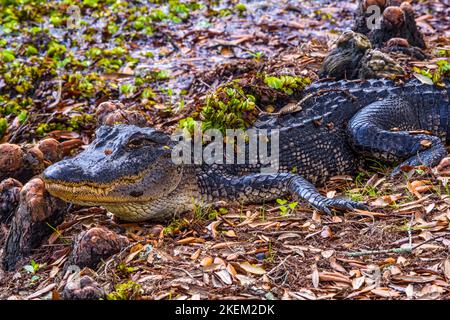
[348,96,448,175]
[204,172,367,215]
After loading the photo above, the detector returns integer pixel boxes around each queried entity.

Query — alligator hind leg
[348,97,447,175]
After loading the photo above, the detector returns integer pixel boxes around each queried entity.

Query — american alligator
[43,79,450,221]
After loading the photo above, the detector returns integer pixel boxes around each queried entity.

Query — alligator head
[43,125,186,221]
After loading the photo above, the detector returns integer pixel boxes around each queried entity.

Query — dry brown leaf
[389,266,402,276]
[226,263,237,277]
[223,230,237,238]
[215,269,233,285]
[396,256,407,266]
[312,267,320,289]
[235,274,255,285]
[371,287,400,298]
[405,284,414,299]
[208,221,221,238]
[417,284,444,299]
[211,242,239,249]
[352,276,365,290]
[239,262,266,275]
[413,73,434,85]
[226,252,239,261]
[176,237,206,244]
[443,259,450,280]
[370,194,402,208]
[407,180,433,198]
[124,243,144,263]
[277,233,302,241]
[27,283,57,300]
[200,256,213,267]
[312,211,321,223]
[330,258,347,274]
[190,249,201,261]
[203,263,223,272]
[320,226,333,238]
[353,209,387,217]
[390,274,437,284]
[331,216,343,223]
[349,269,361,277]
[321,249,334,259]
[213,257,226,266]
[318,272,351,284]
[49,266,60,278]
[424,203,435,214]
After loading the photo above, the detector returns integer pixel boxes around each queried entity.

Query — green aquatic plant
[264,74,311,95]
[200,81,258,133]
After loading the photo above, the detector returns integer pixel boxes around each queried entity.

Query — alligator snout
[43,160,84,184]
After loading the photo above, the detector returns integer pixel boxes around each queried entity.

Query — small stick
[345,234,448,257]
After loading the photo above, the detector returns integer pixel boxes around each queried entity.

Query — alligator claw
[312,197,368,215]
[391,142,448,178]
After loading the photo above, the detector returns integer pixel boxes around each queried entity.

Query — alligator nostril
[129,191,143,197]
[43,164,62,181]
[43,162,82,182]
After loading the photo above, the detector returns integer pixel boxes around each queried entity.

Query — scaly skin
[43,79,450,221]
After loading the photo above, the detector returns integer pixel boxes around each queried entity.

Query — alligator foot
[348,97,448,179]
[310,197,369,215]
[391,139,448,176]
[288,175,368,215]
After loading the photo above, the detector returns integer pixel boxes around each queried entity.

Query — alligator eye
[126,136,156,150]
[126,137,146,149]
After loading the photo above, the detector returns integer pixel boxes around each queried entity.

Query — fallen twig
[345,234,448,257]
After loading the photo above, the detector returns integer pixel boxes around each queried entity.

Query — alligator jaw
[44,179,194,222]
[44,180,153,205]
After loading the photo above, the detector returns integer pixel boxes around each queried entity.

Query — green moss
[0,118,8,138]
[83,0,99,7]
[163,218,189,235]
[25,45,38,56]
[106,281,142,300]
[17,110,27,123]
[46,41,67,59]
[120,83,136,97]
[0,49,15,62]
